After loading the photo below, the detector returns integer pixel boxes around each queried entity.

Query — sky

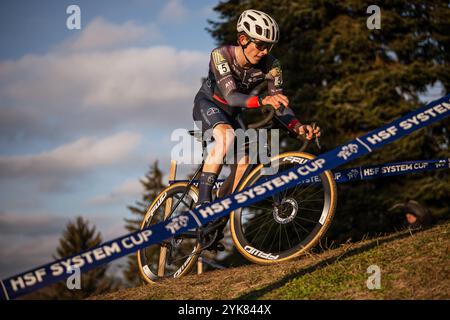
[0,0,223,280]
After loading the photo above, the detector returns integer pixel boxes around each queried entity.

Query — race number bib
[217,62,230,75]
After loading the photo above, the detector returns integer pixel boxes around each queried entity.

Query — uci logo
[207,107,220,116]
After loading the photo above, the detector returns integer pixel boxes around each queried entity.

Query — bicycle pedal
[205,242,225,252]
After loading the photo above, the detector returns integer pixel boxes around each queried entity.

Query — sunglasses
[250,38,274,52]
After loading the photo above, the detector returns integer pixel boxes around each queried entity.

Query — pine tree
[207,0,450,248]
[123,160,165,285]
[31,217,115,299]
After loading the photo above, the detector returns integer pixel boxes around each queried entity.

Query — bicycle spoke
[294,215,318,224]
[293,219,312,234]
[278,224,282,252]
[258,219,276,249]
[298,187,324,202]
[291,179,317,199]
[290,219,303,243]
[283,224,291,249]
[245,214,275,241]
[172,195,193,210]
[247,203,273,211]
[297,206,322,212]
[244,214,274,234]
[291,186,320,202]
[243,210,272,225]
[245,216,274,237]
[268,224,281,252]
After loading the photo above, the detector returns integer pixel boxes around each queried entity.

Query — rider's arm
[266,59,302,132]
[275,107,303,132]
[210,48,261,108]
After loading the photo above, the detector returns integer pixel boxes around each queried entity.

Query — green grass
[256,223,449,299]
[91,222,450,300]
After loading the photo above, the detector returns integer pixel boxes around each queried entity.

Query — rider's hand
[261,94,289,110]
[295,123,321,140]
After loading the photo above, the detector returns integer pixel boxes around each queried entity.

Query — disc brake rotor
[273,198,299,224]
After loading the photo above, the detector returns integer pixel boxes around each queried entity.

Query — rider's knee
[213,124,235,153]
[236,161,250,175]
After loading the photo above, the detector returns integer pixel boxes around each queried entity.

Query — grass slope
[92,221,450,300]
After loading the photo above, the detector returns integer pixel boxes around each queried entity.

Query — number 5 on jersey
[217,62,230,75]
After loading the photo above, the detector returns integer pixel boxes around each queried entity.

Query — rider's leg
[232,154,251,192]
[197,124,235,252]
[198,123,235,204]
[207,153,250,252]
[215,154,250,221]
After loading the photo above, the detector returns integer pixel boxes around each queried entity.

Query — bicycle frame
[166,110,312,240]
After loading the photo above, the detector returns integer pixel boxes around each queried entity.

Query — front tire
[230,152,337,264]
[137,183,200,283]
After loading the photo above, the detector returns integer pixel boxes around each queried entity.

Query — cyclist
[192,9,320,250]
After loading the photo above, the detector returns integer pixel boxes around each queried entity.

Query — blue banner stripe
[1,94,449,300]
[170,158,450,185]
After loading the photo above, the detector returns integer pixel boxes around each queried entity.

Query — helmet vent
[248,14,257,21]
[244,22,250,31]
[255,25,263,35]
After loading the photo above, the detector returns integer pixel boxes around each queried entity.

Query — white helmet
[237,9,279,43]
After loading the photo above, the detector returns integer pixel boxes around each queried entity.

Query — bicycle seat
[188,130,214,143]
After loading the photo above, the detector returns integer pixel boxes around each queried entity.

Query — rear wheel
[230,152,337,264]
[137,183,200,283]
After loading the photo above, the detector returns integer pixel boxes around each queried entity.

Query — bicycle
[137,106,337,283]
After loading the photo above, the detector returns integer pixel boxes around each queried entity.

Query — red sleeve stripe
[288,119,300,130]
[213,94,228,105]
[246,96,260,108]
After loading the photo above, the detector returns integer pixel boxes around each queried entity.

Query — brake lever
[311,122,321,150]
[315,135,321,149]
[271,105,321,149]
[297,122,321,149]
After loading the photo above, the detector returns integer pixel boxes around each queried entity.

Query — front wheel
[230,152,337,264]
[137,183,200,283]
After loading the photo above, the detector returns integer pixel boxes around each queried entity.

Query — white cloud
[0,39,208,145]
[0,131,142,179]
[159,0,189,22]
[80,46,206,109]
[88,178,144,206]
[57,17,161,52]
[0,46,206,110]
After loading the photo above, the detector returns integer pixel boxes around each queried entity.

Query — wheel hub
[273,198,299,224]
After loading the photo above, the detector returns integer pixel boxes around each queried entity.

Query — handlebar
[246,104,321,150]
[247,104,275,129]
